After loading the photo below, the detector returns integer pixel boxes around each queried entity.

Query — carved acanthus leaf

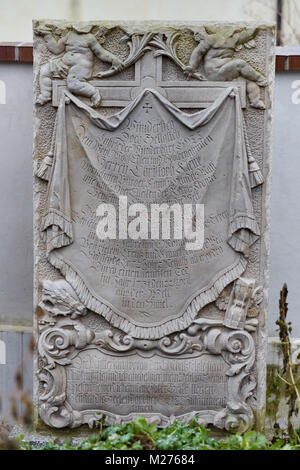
[150,33,205,80]
[40,279,87,319]
[95,32,154,78]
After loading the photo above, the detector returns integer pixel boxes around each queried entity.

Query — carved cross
[52,53,246,109]
[143,102,152,113]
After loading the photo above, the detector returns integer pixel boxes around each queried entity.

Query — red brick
[19,45,33,63]
[0,42,16,61]
[276,55,286,71]
[289,56,300,71]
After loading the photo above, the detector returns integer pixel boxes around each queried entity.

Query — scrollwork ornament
[37,279,257,430]
[38,316,256,431]
[39,373,100,429]
[214,329,256,432]
[38,319,96,369]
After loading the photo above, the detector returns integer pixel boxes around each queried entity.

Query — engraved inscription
[59,88,254,334]
[66,350,228,414]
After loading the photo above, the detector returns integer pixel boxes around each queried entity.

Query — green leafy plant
[18,415,300,450]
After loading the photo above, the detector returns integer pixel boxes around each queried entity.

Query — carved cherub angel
[185,25,268,109]
[35,23,123,107]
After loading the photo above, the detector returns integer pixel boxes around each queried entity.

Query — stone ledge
[0,324,33,333]
[1,43,300,70]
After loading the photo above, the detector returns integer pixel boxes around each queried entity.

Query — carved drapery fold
[38,87,262,339]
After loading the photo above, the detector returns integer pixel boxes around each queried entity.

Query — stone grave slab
[33,20,275,432]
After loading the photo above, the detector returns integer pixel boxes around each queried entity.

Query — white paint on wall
[0,80,6,104]
[0,0,270,42]
[269,72,300,336]
[0,64,33,327]
[291,80,300,104]
[0,340,6,364]
[243,0,276,24]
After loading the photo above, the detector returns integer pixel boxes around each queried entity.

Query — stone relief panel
[37,308,256,431]
[33,21,275,431]
[34,21,153,107]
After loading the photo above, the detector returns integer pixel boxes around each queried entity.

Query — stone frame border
[38,314,256,432]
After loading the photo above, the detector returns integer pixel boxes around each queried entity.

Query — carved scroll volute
[38,367,70,429]
[38,319,95,369]
[37,316,102,428]
[184,319,256,432]
[213,329,256,432]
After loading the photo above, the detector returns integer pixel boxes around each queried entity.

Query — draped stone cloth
[41,87,263,339]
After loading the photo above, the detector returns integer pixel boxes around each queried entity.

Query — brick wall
[0,43,299,71]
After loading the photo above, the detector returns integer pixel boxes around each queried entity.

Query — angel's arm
[233,27,258,46]
[188,41,209,71]
[89,35,122,66]
[44,33,68,55]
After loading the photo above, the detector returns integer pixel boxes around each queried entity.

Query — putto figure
[185,25,267,109]
[35,24,123,107]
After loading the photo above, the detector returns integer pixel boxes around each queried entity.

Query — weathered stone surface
[33,20,275,432]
